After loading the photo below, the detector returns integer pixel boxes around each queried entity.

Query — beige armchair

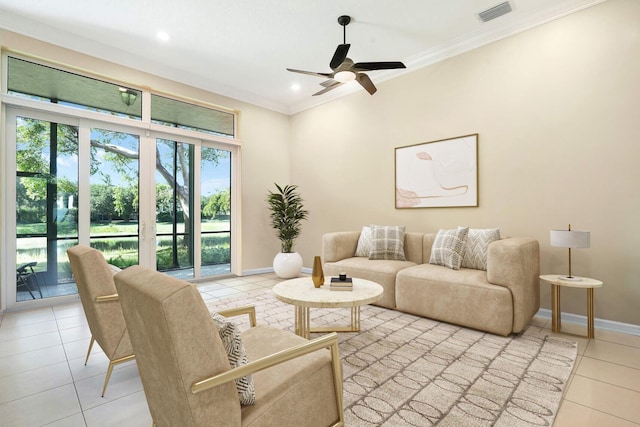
[114,265,344,427]
[66,245,134,397]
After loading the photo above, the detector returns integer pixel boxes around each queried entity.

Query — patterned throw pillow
[462,228,501,270]
[355,226,372,257]
[429,227,470,270]
[210,312,256,405]
[369,225,406,261]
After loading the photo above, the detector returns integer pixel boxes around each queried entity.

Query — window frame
[1,53,242,310]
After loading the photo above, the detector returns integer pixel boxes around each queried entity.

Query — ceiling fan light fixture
[334,70,356,83]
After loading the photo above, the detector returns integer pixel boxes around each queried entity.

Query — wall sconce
[119,88,137,106]
[550,224,590,280]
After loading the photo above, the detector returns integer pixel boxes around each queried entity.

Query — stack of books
[330,277,353,291]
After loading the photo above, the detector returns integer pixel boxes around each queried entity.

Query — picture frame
[395,134,478,208]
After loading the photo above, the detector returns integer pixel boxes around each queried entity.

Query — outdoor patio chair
[16,261,43,299]
[67,245,134,397]
[114,265,344,427]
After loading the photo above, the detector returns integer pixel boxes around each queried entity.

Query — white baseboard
[242,267,313,276]
[241,267,275,276]
[536,308,640,336]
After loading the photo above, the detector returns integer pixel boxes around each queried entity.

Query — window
[3,55,240,308]
[15,116,79,301]
[7,57,142,119]
[201,147,232,275]
[151,94,234,137]
[89,128,140,269]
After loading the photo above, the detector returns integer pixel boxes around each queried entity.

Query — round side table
[539,274,603,339]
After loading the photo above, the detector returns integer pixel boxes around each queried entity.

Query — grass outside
[16,219,231,273]
[17,219,230,237]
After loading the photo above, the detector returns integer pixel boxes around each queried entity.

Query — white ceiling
[0,0,604,115]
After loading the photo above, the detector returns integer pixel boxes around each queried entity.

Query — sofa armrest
[322,231,360,263]
[486,237,540,333]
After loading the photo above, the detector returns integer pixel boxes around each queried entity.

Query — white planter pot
[273,252,303,279]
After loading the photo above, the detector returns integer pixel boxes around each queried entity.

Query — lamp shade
[550,230,590,248]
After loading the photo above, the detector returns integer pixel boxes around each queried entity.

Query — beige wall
[2,0,638,326]
[290,0,640,326]
[0,30,289,275]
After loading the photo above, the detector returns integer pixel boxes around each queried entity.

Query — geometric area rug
[209,289,577,427]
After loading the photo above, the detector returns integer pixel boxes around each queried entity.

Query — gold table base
[551,284,596,339]
[294,306,361,339]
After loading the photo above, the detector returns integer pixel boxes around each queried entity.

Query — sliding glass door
[155,138,194,277]
[5,108,236,308]
[200,146,232,276]
[89,127,140,268]
[154,138,232,279]
[14,114,79,301]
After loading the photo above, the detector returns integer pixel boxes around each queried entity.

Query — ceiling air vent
[478,1,513,22]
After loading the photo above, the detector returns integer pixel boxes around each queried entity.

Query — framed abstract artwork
[395,134,478,208]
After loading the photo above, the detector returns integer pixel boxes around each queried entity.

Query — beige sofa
[322,231,540,336]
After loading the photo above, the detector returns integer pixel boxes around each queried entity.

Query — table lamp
[550,224,590,281]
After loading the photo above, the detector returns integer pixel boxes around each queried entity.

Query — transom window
[7,56,235,138]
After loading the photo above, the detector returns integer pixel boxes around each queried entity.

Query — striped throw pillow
[210,312,256,405]
[429,227,469,270]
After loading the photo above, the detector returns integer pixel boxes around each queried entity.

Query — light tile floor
[1,273,639,426]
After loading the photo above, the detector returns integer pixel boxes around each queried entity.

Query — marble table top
[539,274,603,289]
[273,277,383,308]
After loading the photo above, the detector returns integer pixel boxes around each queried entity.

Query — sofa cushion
[369,225,406,261]
[429,227,469,270]
[461,228,501,270]
[395,264,513,336]
[210,312,256,405]
[354,226,372,257]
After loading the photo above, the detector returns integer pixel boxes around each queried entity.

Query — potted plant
[267,183,309,278]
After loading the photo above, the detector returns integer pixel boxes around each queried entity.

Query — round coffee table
[273,277,383,339]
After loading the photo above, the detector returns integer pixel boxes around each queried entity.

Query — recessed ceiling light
[157,31,170,42]
[291,83,301,91]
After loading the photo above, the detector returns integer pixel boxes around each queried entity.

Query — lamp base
[560,275,583,281]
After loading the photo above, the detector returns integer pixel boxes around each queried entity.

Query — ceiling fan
[287,15,406,96]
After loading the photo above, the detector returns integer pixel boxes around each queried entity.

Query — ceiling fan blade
[330,44,350,69]
[356,72,377,95]
[286,68,332,78]
[313,82,344,96]
[353,61,406,71]
[320,79,340,88]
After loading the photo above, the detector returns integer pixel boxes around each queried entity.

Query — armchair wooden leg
[101,354,136,397]
[85,336,95,365]
[330,339,345,426]
[102,360,115,398]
